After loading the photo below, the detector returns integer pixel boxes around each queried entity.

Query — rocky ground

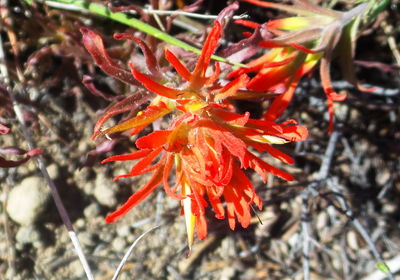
[0,1,399,279]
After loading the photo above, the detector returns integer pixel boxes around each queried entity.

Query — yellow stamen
[182,183,196,249]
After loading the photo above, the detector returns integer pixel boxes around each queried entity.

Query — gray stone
[78,232,95,247]
[16,225,41,245]
[116,224,131,237]
[83,203,101,218]
[6,177,50,225]
[93,173,117,207]
[99,231,114,243]
[220,267,236,280]
[46,164,59,179]
[112,236,127,251]
[74,218,86,229]
[68,259,85,278]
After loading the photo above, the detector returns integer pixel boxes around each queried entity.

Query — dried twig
[300,130,340,280]
[327,179,395,280]
[309,127,394,279]
[300,191,312,280]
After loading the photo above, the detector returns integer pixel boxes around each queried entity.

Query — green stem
[36,0,247,68]
[368,0,390,22]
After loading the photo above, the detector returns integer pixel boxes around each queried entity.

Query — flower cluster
[234,0,371,131]
[82,0,368,247]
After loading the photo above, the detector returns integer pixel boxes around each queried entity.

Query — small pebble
[84,203,101,218]
[376,169,390,186]
[220,267,236,280]
[382,203,397,214]
[94,174,117,207]
[316,212,328,231]
[99,232,114,243]
[288,232,300,248]
[78,232,95,247]
[75,218,86,229]
[347,230,359,250]
[68,260,85,278]
[6,177,50,225]
[16,225,41,245]
[112,236,127,251]
[116,224,131,237]
[47,164,59,179]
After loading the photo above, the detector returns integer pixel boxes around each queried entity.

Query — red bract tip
[80,28,140,86]
[0,124,10,134]
[234,19,260,29]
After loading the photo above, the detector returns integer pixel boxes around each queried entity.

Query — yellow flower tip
[187,102,207,114]
[176,99,207,114]
[249,135,289,144]
[268,16,333,31]
[262,135,289,144]
[183,196,196,249]
[268,17,311,31]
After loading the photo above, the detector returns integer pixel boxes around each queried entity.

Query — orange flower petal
[165,49,191,81]
[234,19,260,29]
[320,55,347,132]
[136,130,172,149]
[205,62,221,86]
[190,21,222,89]
[215,74,249,101]
[243,151,294,182]
[212,109,250,126]
[196,214,208,240]
[127,147,163,176]
[162,153,183,200]
[280,125,309,142]
[130,64,180,99]
[248,141,294,164]
[224,187,237,230]
[101,101,171,136]
[105,166,164,223]
[101,149,150,164]
[263,77,299,121]
[207,187,225,219]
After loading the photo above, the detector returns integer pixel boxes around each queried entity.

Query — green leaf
[376,262,390,274]
[367,0,390,24]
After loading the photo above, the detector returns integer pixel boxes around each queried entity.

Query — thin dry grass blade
[111,225,161,280]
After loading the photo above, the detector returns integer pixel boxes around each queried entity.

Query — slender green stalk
[36,0,247,67]
[367,0,390,24]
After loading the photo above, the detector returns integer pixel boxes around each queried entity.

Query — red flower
[103,110,307,247]
[232,0,371,131]
[89,21,307,247]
